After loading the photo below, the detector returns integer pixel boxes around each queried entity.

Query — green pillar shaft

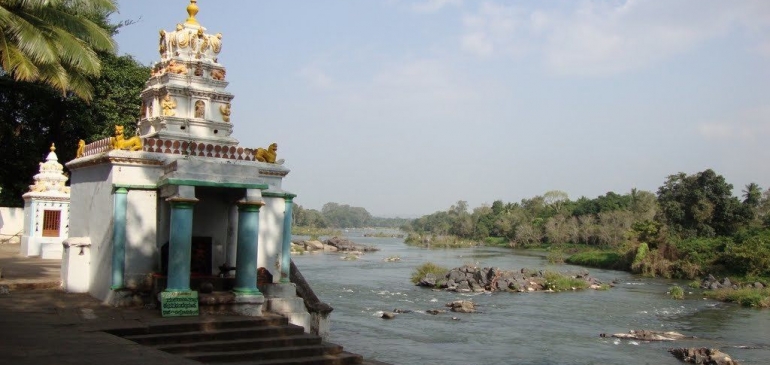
[111,188,128,290]
[167,201,195,291]
[234,204,261,294]
[280,198,294,283]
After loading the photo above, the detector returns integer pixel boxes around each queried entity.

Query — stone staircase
[106,315,363,365]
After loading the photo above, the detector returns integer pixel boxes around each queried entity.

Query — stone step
[200,351,363,365]
[184,343,344,363]
[108,316,288,336]
[123,324,305,345]
[155,333,322,353]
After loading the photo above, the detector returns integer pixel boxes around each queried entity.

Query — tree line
[403,169,770,279]
[293,202,411,229]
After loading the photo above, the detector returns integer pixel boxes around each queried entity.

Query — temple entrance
[160,236,212,276]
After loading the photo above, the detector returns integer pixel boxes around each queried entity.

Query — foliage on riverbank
[291,226,343,240]
[704,288,770,308]
[404,233,480,248]
[401,169,770,285]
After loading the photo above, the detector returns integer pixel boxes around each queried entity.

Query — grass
[404,233,480,248]
[566,250,627,270]
[704,288,770,308]
[542,271,589,291]
[669,285,685,300]
[410,262,449,284]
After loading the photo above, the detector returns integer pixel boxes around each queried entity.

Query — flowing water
[292,230,770,365]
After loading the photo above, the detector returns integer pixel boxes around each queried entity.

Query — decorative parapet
[82,137,113,157]
[143,138,256,160]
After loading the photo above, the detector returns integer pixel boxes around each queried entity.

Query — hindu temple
[62,0,318,332]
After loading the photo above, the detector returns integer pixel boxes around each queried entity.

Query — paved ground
[0,242,390,365]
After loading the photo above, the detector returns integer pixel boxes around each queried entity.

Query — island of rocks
[415,265,609,293]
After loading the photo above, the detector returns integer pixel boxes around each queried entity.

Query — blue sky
[112,0,770,217]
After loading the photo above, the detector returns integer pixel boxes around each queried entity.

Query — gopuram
[62,1,319,332]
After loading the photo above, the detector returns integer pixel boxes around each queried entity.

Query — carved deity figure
[255,143,283,164]
[194,100,205,118]
[76,139,85,158]
[159,29,167,56]
[219,103,231,123]
[167,60,188,75]
[211,68,225,80]
[162,94,177,116]
[110,125,142,151]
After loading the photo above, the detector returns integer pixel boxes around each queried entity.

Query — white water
[292,230,770,365]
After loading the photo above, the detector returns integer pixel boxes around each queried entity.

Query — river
[291,230,770,365]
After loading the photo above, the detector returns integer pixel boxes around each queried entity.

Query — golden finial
[186,0,199,25]
[50,143,56,152]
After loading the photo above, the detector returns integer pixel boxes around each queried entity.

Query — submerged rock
[611,330,689,341]
[446,300,476,313]
[669,347,739,365]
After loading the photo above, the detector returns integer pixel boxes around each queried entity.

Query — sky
[112,0,770,217]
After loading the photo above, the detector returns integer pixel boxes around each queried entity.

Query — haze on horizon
[113,0,770,217]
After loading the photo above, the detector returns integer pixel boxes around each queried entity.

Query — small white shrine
[20,144,70,259]
[62,1,317,330]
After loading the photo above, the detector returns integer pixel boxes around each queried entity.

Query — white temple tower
[20,144,71,259]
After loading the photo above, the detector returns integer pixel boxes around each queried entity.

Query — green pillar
[280,195,296,283]
[111,188,128,290]
[166,199,196,292]
[234,202,263,294]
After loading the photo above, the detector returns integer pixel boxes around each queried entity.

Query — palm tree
[742,182,762,207]
[0,0,116,101]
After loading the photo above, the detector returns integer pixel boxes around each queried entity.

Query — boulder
[426,309,446,315]
[669,348,739,365]
[305,240,325,251]
[381,312,396,319]
[446,300,476,313]
[754,282,764,289]
[418,273,437,287]
[324,237,379,252]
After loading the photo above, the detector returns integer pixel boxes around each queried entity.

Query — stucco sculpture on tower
[219,103,231,123]
[162,94,177,116]
[111,125,142,151]
[194,100,205,118]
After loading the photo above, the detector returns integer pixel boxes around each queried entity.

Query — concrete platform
[0,242,389,365]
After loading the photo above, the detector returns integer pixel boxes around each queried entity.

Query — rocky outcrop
[416,265,605,293]
[609,330,689,341]
[700,275,765,290]
[669,348,739,365]
[324,237,379,252]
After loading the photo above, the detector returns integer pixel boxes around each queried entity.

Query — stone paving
[0,243,389,365]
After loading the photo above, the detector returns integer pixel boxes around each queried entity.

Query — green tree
[321,202,372,228]
[656,169,747,238]
[742,183,762,207]
[0,50,149,206]
[0,0,117,101]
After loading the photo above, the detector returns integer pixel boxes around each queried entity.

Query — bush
[669,285,684,300]
[720,235,770,277]
[542,271,589,291]
[410,262,449,284]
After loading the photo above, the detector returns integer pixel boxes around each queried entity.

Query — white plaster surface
[0,207,24,238]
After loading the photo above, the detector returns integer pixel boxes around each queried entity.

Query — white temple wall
[112,163,164,186]
[69,163,115,301]
[0,207,24,240]
[124,189,159,288]
[258,197,284,282]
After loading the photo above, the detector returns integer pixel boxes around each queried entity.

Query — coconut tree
[0,0,116,101]
[742,182,762,207]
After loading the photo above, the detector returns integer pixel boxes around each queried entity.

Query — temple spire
[185,0,200,25]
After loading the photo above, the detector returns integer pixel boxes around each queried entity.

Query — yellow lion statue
[111,125,143,151]
[255,143,284,164]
